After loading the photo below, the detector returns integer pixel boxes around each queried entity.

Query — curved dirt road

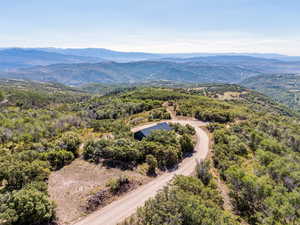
[73,119,209,225]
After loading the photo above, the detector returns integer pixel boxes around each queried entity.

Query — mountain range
[0,60,262,86]
[1,47,300,86]
[0,48,103,70]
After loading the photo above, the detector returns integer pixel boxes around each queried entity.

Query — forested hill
[0,60,261,86]
[2,49,300,86]
[0,81,300,225]
[241,73,300,112]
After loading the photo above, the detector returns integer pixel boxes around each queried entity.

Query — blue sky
[1,0,300,55]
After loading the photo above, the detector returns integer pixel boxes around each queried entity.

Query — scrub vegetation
[1,80,300,225]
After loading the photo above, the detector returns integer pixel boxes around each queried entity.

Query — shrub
[148,109,171,121]
[58,131,81,156]
[83,139,111,163]
[3,187,55,225]
[146,155,158,175]
[179,134,194,154]
[196,160,212,186]
[41,150,74,170]
[106,176,130,194]
[0,90,4,102]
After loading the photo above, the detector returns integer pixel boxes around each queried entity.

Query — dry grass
[216,91,248,100]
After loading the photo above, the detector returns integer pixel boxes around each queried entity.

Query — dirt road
[73,119,209,225]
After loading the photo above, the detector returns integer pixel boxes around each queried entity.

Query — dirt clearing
[48,159,151,225]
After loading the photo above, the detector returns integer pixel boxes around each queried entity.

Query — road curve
[73,119,209,225]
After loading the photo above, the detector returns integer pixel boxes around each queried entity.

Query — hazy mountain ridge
[0,60,262,86]
[2,47,300,63]
[1,47,300,87]
[34,48,300,62]
[0,48,104,70]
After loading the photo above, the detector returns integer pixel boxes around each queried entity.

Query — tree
[58,131,81,156]
[0,90,4,102]
[83,139,111,163]
[41,150,74,170]
[9,187,55,225]
[146,155,157,175]
[0,160,50,190]
[179,134,194,154]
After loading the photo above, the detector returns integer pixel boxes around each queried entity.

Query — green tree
[0,160,50,190]
[9,187,55,225]
[146,154,158,175]
[58,131,81,156]
[179,134,194,154]
[0,90,4,102]
[41,150,74,170]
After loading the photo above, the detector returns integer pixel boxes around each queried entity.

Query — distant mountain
[0,60,261,86]
[1,48,300,87]
[159,55,300,74]
[1,47,300,69]
[35,48,300,62]
[241,73,300,111]
[37,48,160,62]
[0,48,103,70]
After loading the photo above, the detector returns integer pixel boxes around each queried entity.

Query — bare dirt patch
[48,159,151,225]
[216,91,248,100]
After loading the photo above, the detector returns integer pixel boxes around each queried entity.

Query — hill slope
[1,83,300,225]
[241,73,300,111]
[1,53,300,86]
[0,60,262,86]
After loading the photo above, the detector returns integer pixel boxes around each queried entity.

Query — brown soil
[86,178,141,213]
[48,159,151,225]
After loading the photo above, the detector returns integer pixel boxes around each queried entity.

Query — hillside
[241,74,300,111]
[1,53,300,86]
[1,82,300,225]
[0,60,262,86]
[0,48,103,70]
[161,55,300,74]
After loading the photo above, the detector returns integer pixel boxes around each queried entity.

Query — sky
[1,0,300,55]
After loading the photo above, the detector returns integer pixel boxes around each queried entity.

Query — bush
[106,176,130,194]
[179,134,194,154]
[170,123,195,135]
[58,131,81,156]
[0,160,50,190]
[0,90,4,102]
[41,150,74,170]
[196,160,212,186]
[146,155,157,175]
[195,109,234,123]
[8,187,55,225]
[148,109,171,121]
[83,139,111,163]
